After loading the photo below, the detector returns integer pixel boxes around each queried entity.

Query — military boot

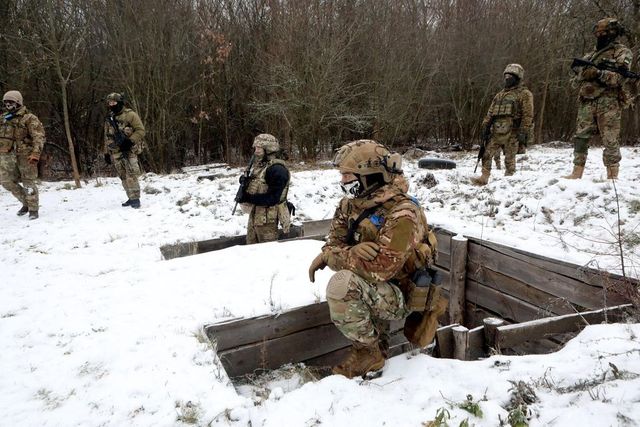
[471,169,490,186]
[562,165,584,180]
[606,165,619,180]
[122,199,132,207]
[129,199,141,209]
[17,205,28,216]
[332,341,385,379]
[29,210,39,220]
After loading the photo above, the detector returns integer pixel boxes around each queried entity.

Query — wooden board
[467,242,629,309]
[466,279,551,323]
[496,304,632,348]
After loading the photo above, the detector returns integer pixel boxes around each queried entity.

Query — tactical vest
[246,158,291,232]
[105,108,145,155]
[0,108,36,154]
[579,42,629,100]
[345,193,438,281]
[489,86,526,136]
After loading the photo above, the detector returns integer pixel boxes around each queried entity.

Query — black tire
[417,158,457,170]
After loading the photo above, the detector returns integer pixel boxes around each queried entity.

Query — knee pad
[326,270,355,300]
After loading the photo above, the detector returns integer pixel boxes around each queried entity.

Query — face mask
[4,101,17,111]
[504,74,518,88]
[340,179,361,199]
[596,34,615,50]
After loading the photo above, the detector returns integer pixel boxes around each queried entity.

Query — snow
[1,145,639,426]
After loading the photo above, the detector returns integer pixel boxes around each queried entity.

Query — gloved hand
[308,253,327,283]
[481,124,491,141]
[104,153,111,165]
[582,66,600,81]
[517,132,527,145]
[27,154,39,165]
[120,137,133,152]
[349,241,380,261]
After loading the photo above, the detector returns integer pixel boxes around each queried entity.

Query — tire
[417,158,457,170]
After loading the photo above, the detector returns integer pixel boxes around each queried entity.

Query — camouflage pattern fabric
[322,175,436,344]
[112,153,141,199]
[104,108,145,199]
[0,106,45,210]
[326,270,411,345]
[0,153,39,210]
[571,42,632,167]
[244,156,290,244]
[481,83,534,175]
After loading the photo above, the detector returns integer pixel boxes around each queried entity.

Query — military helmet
[333,139,402,184]
[252,133,280,154]
[593,17,624,37]
[503,64,524,80]
[3,90,23,106]
[106,92,124,103]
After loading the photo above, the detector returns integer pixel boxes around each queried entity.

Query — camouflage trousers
[113,153,141,199]
[326,270,410,345]
[246,212,278,244]
[572,96,622,167]
[482,133,517,175]
[0,152,39,211]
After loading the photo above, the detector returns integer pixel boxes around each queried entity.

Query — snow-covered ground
[1,145,638,426]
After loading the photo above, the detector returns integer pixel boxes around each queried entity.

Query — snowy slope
[0,145,638,426]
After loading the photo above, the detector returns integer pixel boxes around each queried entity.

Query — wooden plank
[496,304,632,348]
[483,317,506,354]
[449,235,468,324]
[466,279,548,323]
[468,325,486,360]
[206,302,331,351]
[467,242,628,309]
[452,325,469,360]
[435,324,459,358]
[471,238,639,289]
[218,323,350,377]
[467,260,577,316]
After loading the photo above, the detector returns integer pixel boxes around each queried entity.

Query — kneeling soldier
[309,140,444,379]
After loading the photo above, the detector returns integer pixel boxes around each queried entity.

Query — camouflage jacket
[574,41,633,101]
[483,83,534,140]
[0,106,45,158]
[322,175,437,287]
[103,108,146,155]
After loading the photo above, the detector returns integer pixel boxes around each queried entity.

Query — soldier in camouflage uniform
[308,140,440,378]
[103,93,146,208]
[237,133,291,244]
[472,64,534,186]
[563,18,633,180]
[0,91,45,219]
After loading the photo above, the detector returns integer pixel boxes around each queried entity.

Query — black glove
[120,138,133,152]
[482,125,491,141]
[517,132,527,145]
[104,153,111,165]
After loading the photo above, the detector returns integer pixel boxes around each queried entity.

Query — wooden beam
[483,317,506,354]
[496,304,632,349]
[435,323,459,358]
[452,325,469,360]
[466,279,549,323]
[449,235,468,324]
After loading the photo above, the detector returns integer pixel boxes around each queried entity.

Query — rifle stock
[474,118,494,173]
[232,155,256,215]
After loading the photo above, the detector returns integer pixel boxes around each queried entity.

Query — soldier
[472,64,534,186]
[237,133,291,244]
[0,91,45,219]
[563,18,633,180]
[103,93,145,208]
[308,140,443,379]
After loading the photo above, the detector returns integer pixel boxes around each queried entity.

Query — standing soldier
[308,140,445,379]
[0,91,45,219]
[563,18,633,180]
[103,93,145,208]
[472,64,534,186]
[237,133,291,244]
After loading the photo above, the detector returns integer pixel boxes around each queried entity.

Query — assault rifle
[474,117,494,173]
[232,155,255,215]
[106,115,133,153]
[571,58,639,80]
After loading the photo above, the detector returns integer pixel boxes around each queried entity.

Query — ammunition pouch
[403,286,448,348]
[405,268,443,312]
